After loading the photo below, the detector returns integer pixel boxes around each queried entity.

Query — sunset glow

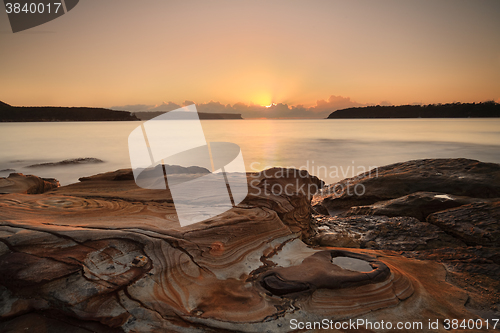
[0,0,498,117]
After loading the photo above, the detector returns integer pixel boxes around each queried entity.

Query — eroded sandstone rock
[0,173,59,194]
[312,214,464,250]
[0,166,496,332]
[314,158,500,214]
[311,159,500,323]
[427,201,500,247]
[344,191,490,221]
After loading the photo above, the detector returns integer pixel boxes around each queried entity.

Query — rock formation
[0,173,59,194]
[26,158,105,168]
[313,158,500,325]
[314,158,500,214]
[427,201,500,247]
[343,191,490,221]
[0,162,498,332]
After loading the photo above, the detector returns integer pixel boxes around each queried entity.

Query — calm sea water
[1,119,499,186]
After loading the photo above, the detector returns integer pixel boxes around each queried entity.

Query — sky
[0,0,499,118]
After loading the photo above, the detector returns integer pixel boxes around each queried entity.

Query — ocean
[1,119,499,186]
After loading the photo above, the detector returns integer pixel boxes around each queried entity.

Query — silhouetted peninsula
[0,101,139,122]
[327,101,500,119]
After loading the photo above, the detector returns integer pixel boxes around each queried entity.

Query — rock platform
[0,161,498,332]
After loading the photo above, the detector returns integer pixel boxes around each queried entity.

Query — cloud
[110,104,155,112]
[149,101,182,111]
[307,95,367,117]
[313,95,365,110]
[111,95,367,119]
[110,101,182,112]
[196,101,232,114]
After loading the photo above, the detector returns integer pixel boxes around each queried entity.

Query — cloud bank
[111,95,384,119]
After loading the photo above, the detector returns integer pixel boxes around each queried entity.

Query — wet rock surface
[344,191,489,221]
[312,214,465,250]
[261,250,392,296]
[314,158,500,213]
[26,157,105,168]
[0,161,498,332]
[427,201,500,247]
[78,164,211,183]
[312,158,500,322]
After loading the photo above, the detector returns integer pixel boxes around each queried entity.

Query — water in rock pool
[331,256,373,272]
[1,118,499,185]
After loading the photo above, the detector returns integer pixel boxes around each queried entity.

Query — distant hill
[134,111,243,120]
[327,102,500,119]
[0,101,139,122]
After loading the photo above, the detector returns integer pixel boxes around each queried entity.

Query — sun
[252,92,273,107]
[264,102,277,108]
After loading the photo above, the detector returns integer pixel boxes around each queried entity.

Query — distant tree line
[327,101,500,119]
[0,102,139,122]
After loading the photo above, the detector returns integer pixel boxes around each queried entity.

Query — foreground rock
[0,166,492,332]
[312,215,464,250]
[402,246,500,320]
[314,158,500,214]
[427,201,500,247]
[344,191,489,221]
[312,210,499,303]
[312,158,500,322]
[0,173,59,194]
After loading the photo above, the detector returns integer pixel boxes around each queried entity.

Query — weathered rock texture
[344,191,489,221]
[427,201,500,247]
[0,173,59,194]
[313,158,500,214]
[312,159,500,323]
[0,165,497,332]
[312,215,465,250]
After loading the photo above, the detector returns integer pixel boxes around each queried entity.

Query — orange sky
[0,0,499,112]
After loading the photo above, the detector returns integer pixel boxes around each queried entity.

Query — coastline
[327,102,500,119]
